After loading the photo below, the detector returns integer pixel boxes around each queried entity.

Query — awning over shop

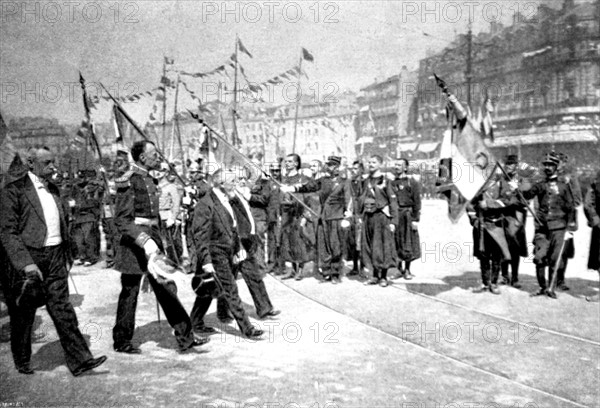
[493,131,599,147]
[417,142,440,153]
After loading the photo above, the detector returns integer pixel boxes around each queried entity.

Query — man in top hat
[498,154,528,288]
[0,148,106,376]
[391,158,421,280]
[517,152,577,299]
[283,156,353,283]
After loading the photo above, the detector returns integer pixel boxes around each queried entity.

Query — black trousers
[113,273,194,350]
[73,221,100,263]
[102,217,117,264]
[2,245,92,372]
[267,222,283,272]
[216,241,274,319]
[190,249,253,335]
[533,229,567,290]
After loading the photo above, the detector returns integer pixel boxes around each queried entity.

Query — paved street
[1,200,599,408]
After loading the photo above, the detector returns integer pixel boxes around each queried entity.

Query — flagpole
[231,34,240,154]
[100,82,186,186]
[174,74,185,173]
[292,53,303,154]
[169,74,181,162]
[162,57,168,153]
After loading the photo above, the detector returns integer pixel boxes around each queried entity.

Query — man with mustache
[0,147,106,376]
[517,152,577,299]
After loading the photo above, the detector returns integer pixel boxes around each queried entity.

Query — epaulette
[115,170,135,189]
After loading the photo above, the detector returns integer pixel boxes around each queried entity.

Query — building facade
[414,0,600,172]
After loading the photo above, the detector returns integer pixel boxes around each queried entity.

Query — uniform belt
[134,217,159,226]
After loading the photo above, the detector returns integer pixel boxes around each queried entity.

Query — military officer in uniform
[584,170,600,302]
[112,140,207,353]
[285,156,353,283]
[518,152,577,299]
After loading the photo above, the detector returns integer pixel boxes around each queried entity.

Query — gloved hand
[165,218,175,228]
[23,264,43,281]
[143,239,160,258]
[565,231,574,240]
[202,263,216,274]
[411,221,419,231]
[300,217,307,228]
[340,219,351,229]
[233,248,247,265]
[147,253,179,282]
[389,224,396,233]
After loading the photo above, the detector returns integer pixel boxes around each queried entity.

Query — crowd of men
[0,141,599,377]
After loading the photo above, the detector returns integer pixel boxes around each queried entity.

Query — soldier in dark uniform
[584,170,600,302]
[360,155,398,287]
[519,152,577,299]
[72,170,103,267]
[112,140,207,354]
[469,179,512,295]
[279,154,311,280]
[286,156,353,283]
[555,153,582,291]
[498,155,528,289]
[266,162,283,275]
[391,158,421,280]
[345,160,364,277]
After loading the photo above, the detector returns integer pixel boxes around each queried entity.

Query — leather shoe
[193,326,217,334]
[72,355,107,377]
[546,290,557,299]
[511,282,522,289]
[499,277,510,285]
[114,344,141,354]
[489,285,501,295]
[260,309,281,319]
[558,284,570,291]
[473,285,490,293]
[280,270,295,280]
[364,277,379,286]
[379,278,389,287]
[531,288,547,297]
[404,271,414,280]
[17,364,34,375]
[244,328,264,339]
[179,337,210,352]
[294,271,303,281]
[331,276,341,284]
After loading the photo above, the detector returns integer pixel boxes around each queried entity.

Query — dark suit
[215,193,274,319]
[190,190,255,335]
[0,172,93,373]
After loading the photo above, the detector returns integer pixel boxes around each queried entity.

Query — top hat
[542,152,560,166]
[326,156,342,166]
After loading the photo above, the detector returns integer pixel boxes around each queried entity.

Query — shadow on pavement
[33,334,92,372]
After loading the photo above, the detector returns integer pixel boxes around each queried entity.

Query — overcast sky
[1,0,565,125]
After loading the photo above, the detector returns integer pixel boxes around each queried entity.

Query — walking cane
[68,273,79,295]
[548,232,571,293]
